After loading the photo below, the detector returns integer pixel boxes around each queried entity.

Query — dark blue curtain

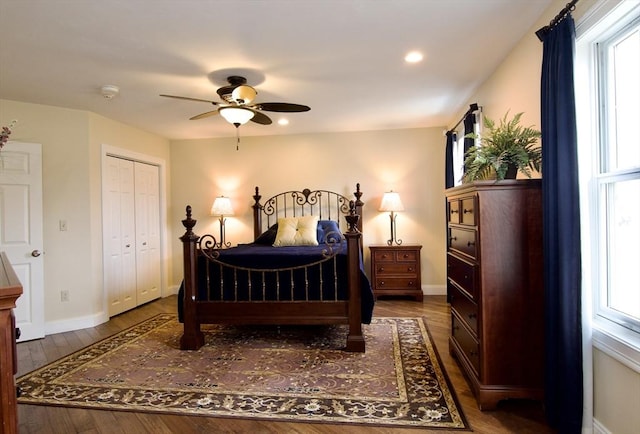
[540,15,583,434]
[463,113,475,155]
[445,131,454,189]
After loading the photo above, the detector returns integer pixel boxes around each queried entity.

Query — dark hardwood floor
[16,295,555,433]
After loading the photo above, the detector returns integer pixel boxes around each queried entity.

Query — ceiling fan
[160,75,310,127]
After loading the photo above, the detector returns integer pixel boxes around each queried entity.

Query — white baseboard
[422,284,446,296]
[45,311,109,335]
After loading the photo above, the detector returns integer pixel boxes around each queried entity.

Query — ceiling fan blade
[190,110,220,120]
[255,102,310,113]
[160,94,218,105]
[250,110,272,125]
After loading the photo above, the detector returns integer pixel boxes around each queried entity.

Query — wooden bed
[178,183,373,352]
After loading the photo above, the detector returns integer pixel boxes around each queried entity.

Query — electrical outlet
[61,290,69,302]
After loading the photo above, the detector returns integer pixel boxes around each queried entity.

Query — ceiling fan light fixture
[231,85,257,104]
[219,106,255,126]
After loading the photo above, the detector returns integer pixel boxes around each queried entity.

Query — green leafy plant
[462,111,541,182]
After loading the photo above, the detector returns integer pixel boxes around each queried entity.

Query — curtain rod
[447,103,479,135]
[535,0,579,41]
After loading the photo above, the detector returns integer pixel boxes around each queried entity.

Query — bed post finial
[354,183,363,206]
[181,205,198,238]
[345,200,360,233]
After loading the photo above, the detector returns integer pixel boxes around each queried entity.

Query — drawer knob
[403,254,410,258]
[378,267,384,272]
[467,241,475,247]
[449,236,457,242]
[408,281,414,286]
[407,267,414,272]
[463,208,473,214]
[468,313,477,319]
[450,209,459,214]
[380,281,385,286]
[381,254,388,259]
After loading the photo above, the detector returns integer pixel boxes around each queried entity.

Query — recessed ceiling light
[404,51,423,63]
[278,118,289,126]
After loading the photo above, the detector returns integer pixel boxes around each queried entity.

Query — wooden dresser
[1,252,22,434]
[369,245,422,301]
[445,180,543,410]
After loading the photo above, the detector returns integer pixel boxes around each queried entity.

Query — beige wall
[169,127,447,292]
[0,99,171,327]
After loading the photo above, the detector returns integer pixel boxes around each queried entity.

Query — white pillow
[273,215,319,247]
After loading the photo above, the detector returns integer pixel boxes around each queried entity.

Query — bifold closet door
[104,157,161,316]
[105,157,137,316]
[134,162,160,305]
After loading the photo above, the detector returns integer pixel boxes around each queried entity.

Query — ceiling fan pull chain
[235,124,240,151]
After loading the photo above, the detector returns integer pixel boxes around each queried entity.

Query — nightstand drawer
[374,263,418,276]
[450,283,478,334]
[372,249,418,263]
[375,277,420,290]
[447,253,477,299]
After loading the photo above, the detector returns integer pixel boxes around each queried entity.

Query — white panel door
[0,142,44,341]
[104,156,136,316]
[134,162,160,305]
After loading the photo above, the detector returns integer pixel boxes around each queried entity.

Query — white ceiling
[0,0,552,140]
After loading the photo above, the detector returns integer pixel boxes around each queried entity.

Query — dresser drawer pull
[403,254,410,259]
[449,236,457,242]
[380,281,386,286]
[467,241,475,247]
[408,281,414,286]
[450,209,459,214]
[470,350,478,356]
[463,208,473,214]
[407,267,414,272]
[468,313,477,320]
[381,254,388,259]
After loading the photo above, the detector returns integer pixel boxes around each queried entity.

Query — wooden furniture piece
[1,252,22,434]
[445,180,544,410]
[179,184,372,353]
[369,245,422,301]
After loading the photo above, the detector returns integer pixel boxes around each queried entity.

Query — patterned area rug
[17,315,468,429]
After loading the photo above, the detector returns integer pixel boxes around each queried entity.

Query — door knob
[31,250,41,257]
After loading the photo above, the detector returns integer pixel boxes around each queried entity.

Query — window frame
[576,0,640,372]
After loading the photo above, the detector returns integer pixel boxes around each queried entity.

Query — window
[577,1,640,358]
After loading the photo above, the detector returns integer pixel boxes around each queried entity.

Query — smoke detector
[101,85,120,99]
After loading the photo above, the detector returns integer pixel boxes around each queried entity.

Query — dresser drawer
[448,227,478,259]
[375,277,419,290]
[447,253,477,299]
[452,314,480,376]
[460,197,476,226]
[450,284,478,334]
[448,199,461,224]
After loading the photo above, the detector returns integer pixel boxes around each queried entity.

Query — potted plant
[462,111,541,182]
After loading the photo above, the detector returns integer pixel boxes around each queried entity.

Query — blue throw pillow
[317,220,342,243]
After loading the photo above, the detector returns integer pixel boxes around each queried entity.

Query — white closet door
[104,156,137,316]
[134,162,160,305]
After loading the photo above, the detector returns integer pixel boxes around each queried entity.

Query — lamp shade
[219,107,255,125]
[211,196,234,216]
[379,191,405,212]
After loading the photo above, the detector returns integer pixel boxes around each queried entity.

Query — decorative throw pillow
[317,219,342,243]
[273,215,319,246]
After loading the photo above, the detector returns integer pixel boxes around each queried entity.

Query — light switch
[59,220,67,231]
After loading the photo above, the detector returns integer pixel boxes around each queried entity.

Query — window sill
[592,320,640,374]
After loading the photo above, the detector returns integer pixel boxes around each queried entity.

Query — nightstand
[369,245,422,301]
